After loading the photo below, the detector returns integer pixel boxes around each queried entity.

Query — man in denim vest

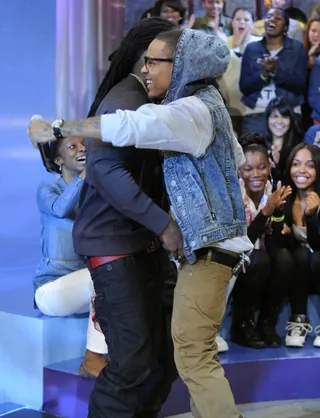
[29,29,253,418]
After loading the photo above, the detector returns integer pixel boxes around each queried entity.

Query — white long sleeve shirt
[100,96,245,169]
[100,95,252,254]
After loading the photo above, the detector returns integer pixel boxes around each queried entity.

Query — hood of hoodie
[163,29,230,105]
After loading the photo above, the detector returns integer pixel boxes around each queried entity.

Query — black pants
[88,247,178,418]
[232,248,294,312]
[290,246,320,315]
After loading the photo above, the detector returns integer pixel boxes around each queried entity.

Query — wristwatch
[52,119,65,140]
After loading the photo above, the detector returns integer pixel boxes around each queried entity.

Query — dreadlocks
[87,17,177,117]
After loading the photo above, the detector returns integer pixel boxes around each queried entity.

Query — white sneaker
[314,325,320,347]
[217,335,229,352]
[285,315,312,347]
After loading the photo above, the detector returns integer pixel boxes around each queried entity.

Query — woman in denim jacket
[240,7,307,137]
[34,137,107,378]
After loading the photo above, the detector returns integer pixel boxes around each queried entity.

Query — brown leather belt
[86,238,161,272]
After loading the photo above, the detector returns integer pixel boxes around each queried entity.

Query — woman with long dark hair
[265,97,302,184]
[280,144,320,348]
[34,138,108,378]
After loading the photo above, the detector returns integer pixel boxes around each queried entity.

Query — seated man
[29,29,252,418]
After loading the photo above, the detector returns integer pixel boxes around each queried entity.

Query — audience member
[301,18,320,129]
[153,0,186,25]
[311,3,320,20]
[309,56,320,125]
[304,18,320,68]
[279,144,320,348]
[265,97,302,184]
[240,8,307,137]
[231,133,293,348]
[192,0,231,39]
[34,137,107,379]
[218,8,261,133]
[252,0,304,41]
[304,125,320,146]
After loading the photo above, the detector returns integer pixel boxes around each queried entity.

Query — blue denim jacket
[163,30,247,263]
[33,175,85,291]
[240,37,307,109]
[309,56,320,122]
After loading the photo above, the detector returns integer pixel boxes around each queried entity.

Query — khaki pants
[172,260,242,418]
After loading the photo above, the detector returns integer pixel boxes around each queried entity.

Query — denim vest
[163,86,247,264]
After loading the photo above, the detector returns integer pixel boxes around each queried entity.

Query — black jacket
[73,75,171,256]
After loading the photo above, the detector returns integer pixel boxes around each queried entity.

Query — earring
[59,165,62,173]
[269,173,274,188]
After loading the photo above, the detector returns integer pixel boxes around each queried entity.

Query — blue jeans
[88,247,178,418]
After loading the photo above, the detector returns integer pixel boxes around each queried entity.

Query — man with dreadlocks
[78,18,182,418]
[33,18,180,418]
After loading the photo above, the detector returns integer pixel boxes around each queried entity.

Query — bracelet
[271,215,285,223]
[260,73,269,81]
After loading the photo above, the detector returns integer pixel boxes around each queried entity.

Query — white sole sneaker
[285,336,305,347]
[314,335,320,347]
[217,335,229,352]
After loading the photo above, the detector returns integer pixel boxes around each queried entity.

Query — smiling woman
[265,97,302,185]
[33,137,108,379]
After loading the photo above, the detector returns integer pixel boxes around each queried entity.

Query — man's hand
[160,219,184,259]
[27,119,55,148]
[305,192,320,216]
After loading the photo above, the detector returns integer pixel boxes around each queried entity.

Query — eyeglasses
[144,56,174,67]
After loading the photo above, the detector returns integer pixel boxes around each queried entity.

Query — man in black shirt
[73,18,181,418]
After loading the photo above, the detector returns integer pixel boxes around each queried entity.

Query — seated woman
[309,56,320,125]
[265,97,302,184]
[153,0,186,25]
[34,137,107,378]
[240,7,307,137]
[302,18,320,130]
[304,18,320,68]
[252,0,305,42]
[279,144,320,347]
[218,7,261,133]
[231,133,293,348]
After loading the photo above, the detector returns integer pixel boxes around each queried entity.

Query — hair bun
[238,132,268,151]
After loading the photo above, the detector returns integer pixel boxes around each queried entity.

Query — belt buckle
[147,240,156,253]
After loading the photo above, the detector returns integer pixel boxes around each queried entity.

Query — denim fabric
[304,125,320,145]
[240,37,308,110]
[309,57,320,122]
[33,175,85,291]
[162,30,246,264]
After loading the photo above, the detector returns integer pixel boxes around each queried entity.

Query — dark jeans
[232,248,294,312]
[88,247,178,418]
[290,246,320,315]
